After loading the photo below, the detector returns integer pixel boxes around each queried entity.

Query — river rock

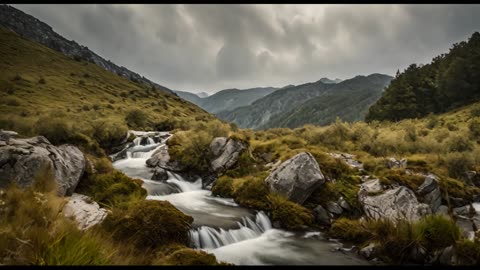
[210,137,246,174]
[151,167,169,181]
[455,216,475,241]
[265,152,325,204]
[416,174,442,212]
[146,145,183,171]
[63,193,108,230]
[386,157,407,169]
[329,152,364,170]
[313,205,331,225]
[326,201,343,215]
[358,179,383,198]
[338,197,351,211]
[452,205,475,217]
[359,243,378,260]
[435,205,450,216]
[0,132,85,196]
[359,186,431,222]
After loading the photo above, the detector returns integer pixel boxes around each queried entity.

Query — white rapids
[111,130,370,265]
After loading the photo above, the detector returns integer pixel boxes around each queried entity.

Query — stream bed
[111,131,371,265]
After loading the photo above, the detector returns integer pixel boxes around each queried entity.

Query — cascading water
[112,131,371,265]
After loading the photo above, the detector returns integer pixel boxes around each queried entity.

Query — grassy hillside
[0,26,216,155]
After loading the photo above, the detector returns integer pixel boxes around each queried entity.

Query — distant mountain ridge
[217,74,393,129]
[0,4,174,95]
[174,87,279,114]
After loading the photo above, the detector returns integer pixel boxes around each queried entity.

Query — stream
[111,131,370,265]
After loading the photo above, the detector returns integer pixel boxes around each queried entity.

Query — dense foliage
[366,32,480,122]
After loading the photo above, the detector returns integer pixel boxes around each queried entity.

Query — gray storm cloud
[12,4,480,94]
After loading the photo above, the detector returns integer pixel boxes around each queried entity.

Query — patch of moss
[232,173,270,210]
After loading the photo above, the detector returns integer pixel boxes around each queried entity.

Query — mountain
[174,87,278,114]
[318,77,342,84]
[174,90,204,105]
[197,92,209,98]
[0,25,214,150]
[366,32,480,122]
[0,4,174,95]
[203,87,278,114]
[217,74,392,129]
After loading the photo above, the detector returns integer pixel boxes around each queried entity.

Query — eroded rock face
[63,193,108,230]
[417,174,442,212]
[265,152,325,204]
[209,137,246,174]
[359,185,431,222]
[0,131,85,196]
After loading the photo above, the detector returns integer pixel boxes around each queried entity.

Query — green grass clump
[154,248,228,265]
[329,218,371,243]
[267,193,314,231]
[75,170,147,209]
[379,169,425,190]
[103,200,194,250]
[231,173,270,210]
[211,175,234,198]
[455,240,480,265]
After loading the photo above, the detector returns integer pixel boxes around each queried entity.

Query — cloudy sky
[13,4,480,94]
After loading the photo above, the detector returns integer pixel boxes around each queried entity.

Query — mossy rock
[103,200,194,250]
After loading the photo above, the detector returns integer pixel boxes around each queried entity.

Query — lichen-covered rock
[209,137,246,174]
[358,186,431,222]
[0,131,85,196]
[63,193,108,230]
[329,152,364,170]
[265,152,325,204]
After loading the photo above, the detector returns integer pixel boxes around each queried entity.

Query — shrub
[456,240,480,265]
[329,218,371,243]
[79,80,86,86]
[34,117,75,145]
[90,119,128,149]
[232,175,270,210]
[82,105,90,111]
[2,97,20,106]
[103,200,194,249]
[446,134,473,152]
[211,176,234,198]
[267,193,314,231]
[416,215,460,250]
[94,157,114,174]
[468,118,480,138]
[125,109,148,129]
[13,74,22,81]
[443,152,474,178]
[93,104,101,111]
[38,77,46,84]
[167,130,213,173]
[75,171,146,209]
[83,73,90,78]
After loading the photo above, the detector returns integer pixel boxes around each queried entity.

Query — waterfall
[189,211,272,249]
[166,172,203,192]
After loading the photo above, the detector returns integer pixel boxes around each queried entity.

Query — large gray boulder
[0,131,85,196]
[63,193,108,230]
[264,152,325,204]
[358,185,431,222]
[145,145,183,172]
[210,137,246,174]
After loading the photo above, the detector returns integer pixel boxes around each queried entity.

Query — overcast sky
[13,4,480,94]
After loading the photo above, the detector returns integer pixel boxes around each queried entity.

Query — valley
[1,4,480,267]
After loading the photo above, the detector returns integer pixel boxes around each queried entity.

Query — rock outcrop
[358,184,431,222]
[386,157,407,169]
[0,130,85,196]
[265,152,325,204]
[63,193,108,230]
[209,137,247,174]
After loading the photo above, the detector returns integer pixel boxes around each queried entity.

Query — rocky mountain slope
[217,74,392,129]
[0,4,174,95]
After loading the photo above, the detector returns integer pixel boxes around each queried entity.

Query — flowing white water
[112,131,370,265]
